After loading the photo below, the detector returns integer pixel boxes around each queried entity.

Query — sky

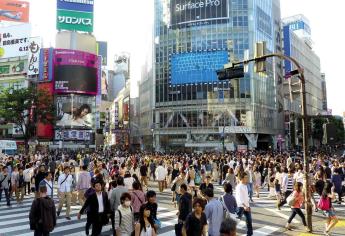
[27,0,344,116]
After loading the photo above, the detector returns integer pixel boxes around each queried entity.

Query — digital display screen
[170,50,228,84]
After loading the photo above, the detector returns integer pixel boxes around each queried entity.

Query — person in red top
[285,182,310,232]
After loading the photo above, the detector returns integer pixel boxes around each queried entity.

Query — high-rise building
[282,14,326,148]
[151,0,283,152]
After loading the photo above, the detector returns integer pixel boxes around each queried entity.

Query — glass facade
[154,0,280,150]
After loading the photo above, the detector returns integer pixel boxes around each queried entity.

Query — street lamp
[217,46,313,231]
[151,127,154,154]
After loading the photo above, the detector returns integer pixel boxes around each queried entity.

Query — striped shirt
[287,177,294,192]
[115,205,134,235]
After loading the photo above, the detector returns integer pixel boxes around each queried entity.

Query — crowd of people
[0,148,344,236]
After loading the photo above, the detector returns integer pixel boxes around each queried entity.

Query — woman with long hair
[285,182,310,232]
[321,181,339,236]
[134,204,157,236]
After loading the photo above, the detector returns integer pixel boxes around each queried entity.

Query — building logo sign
[27,37,41,76]
[0,24,31,58]
[220,126,254,134]
[170,0,228,29]
[57,9,93,32]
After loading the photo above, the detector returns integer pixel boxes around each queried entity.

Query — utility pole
[216,44,313,231]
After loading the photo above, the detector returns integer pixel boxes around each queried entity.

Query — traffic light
[216,66,244,81]
[254,41,266,73]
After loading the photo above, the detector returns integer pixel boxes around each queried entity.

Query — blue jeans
[237,207,253,236]
[0,188,11,206]
[247,183,253,200]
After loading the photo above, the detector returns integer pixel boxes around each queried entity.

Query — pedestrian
[16,167,25,204]
[204,188,224,236]
[182,197,207,236]
[223,168,236,190]
[0,165,11,206]
[29,185,57,236]
[285,182,310,232]
[34,165,47,199]
[10,165,19,199]
[139,161,149,190]
[39,172,54,199]
[134,204,157,236]
[78,180,111,236]
[131,181,146,222]
[124,171,135,191]
[253,167,261,198]
[175,183,192,236]
[219,217,237,236]
[146,190,160,230]
[57,166,74,220]
[279,168,294,209]
[115,192,135,236]
[109,176,128,214]
[77,165,91,206]
[219,182,237,217]
[23,164,33,195]
[319,181,339,236]
[155,161,167,192]
[235,172,253,236]
[199,175,214,196]
[331,169,342,204]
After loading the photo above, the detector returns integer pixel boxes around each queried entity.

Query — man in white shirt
[40,172,54,199]
[235,172,253,236]
[57,166,74,220]
[155,162,168,192]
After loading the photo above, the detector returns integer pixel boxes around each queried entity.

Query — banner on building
[57,0,94,13]
[57,9,93,32]
[39,48,54,82]
[0,0,29,23]
[27,37,41,75]
[54,129,92,141]
[97,41,107,66]
[0,24,31,58]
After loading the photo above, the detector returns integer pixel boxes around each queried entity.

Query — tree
[312,116,326,144]
[0,86,54,153]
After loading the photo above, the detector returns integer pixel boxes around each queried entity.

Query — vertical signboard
[27,37,41,75]
[39,48,54,82]
[97,41,108,66]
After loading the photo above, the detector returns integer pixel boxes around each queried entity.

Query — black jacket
[80,191,110,222]
[29,196,56,232]
[35,172,46,191]
[179,192,192,221]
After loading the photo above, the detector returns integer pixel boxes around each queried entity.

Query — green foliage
[0,86,54,143]
[312,116,345,144]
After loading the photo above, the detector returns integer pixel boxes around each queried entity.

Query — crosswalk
[1,184,343,236]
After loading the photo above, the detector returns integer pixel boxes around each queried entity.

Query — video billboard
[0,24,31,58]
[0,0,29,23]
[54,49,99,95]
[170,50,228,84]
[170,0,229,29]
[55,95,95,129]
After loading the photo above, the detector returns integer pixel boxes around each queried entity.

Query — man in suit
[78,179,110,236]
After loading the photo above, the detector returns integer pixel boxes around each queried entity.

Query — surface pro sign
[170,0,229,29]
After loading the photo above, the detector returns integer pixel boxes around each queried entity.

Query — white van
[0,140,17,155]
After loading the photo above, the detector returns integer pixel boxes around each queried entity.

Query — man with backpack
[29,185,57,236]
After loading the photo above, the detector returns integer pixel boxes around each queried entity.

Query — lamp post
[151,127,154,154]
[218,52,312,231]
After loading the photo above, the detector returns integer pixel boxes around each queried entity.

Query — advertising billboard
[55,95,95,129]
[170,0,229,29]
[170,50,228,84]
[54,49,99,95]
[0,24,31,58]
[0,60,26,76]
[36,82,54,139]
[27,37,41,76]
[0,0,29,23]
[57,0,94,12]
[57,9,93,32]
[39,48,54,82]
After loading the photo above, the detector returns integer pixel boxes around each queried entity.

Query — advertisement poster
[54,49,99,95]
[54,129,92,141]
[0,24,31,58]
[55,95,95,129]
[27,37,41,75]
[97,41,107,66]
[170,0,228,29]
[57,0,94,13]
[57,9,93,32]
[0,0,29,23]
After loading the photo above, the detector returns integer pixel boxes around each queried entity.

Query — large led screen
[55,95,95,129]
[170,0,228,29]
[170,50,228,84]
[54,49,99,95]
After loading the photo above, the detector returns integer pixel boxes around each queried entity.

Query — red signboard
[36,82,54,139]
